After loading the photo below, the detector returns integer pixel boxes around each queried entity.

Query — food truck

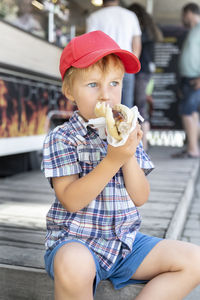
[0,20,74,174]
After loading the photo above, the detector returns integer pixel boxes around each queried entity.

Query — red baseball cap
[59,30,141,80]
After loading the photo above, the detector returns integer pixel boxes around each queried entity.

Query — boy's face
[65,60,124,121]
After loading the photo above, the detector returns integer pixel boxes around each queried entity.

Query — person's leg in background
[199,114,200,139]
[141,121,150,151]
[182,112,200,157]
[173,80,200,158]
[134,72,151,151]
[121,73,134,108]
[181,81,200,157]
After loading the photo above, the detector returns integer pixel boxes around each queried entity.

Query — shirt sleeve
[42,130,82,180]
[135,142,154,175]
[130,11,142,36]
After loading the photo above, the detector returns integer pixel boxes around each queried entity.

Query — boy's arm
[132,35,142,58]
[52,125,146,212]
[122,156,150,207]
[52,130,138,213]
[52,156,121,213]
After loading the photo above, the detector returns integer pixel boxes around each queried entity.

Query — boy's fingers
[138,130,143,139]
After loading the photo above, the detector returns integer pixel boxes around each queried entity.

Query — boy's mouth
[97,101,116,109]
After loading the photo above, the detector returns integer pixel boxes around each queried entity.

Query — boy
[42,31,200,300]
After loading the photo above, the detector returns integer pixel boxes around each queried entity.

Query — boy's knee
[177,242,200,283]
[54,242,96,290]
[187,244,200,275]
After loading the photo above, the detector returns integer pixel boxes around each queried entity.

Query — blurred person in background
[86,0,142,108]
[0,0,18,23]
[12,0,45,38]
[128,3,163,151]
[173,2,200,158]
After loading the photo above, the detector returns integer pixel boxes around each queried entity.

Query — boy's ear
[64,87,75,102]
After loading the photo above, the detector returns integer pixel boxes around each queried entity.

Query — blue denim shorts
[44,232,162,295]
[179,78,200,115]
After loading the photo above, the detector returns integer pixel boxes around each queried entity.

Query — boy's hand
[106,123,143,166]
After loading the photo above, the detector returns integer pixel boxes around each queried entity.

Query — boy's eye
[88,82,97,88]
[110,81,119,87]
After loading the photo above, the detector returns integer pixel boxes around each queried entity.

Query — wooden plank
[150,186,184,192]
[139,209,173,218]
[0,183,53,194]
[0,263,143,300]
[0,245,45,268]
[0,264,54,300]
[0,201,49,229]
[148,195,179,202]
[0,172,47,185]
[0,218,46,230]
[141,217,170,228]
[139,202,176,211]
[139,227,165,238]
[149,178,187,185]
[0,145,198,299]
[149,190,181,198]
[0,226,45,245]
[95,280,143,300]
[0,190,53,202]
[149,173,190,181]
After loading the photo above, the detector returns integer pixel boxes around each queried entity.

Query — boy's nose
[99,87,109,101]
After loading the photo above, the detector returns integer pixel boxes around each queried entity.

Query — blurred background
[1,0,200,43]
[0,0,200,175]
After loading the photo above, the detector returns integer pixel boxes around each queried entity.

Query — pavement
[0,145,199,299]
[181,172,200,300]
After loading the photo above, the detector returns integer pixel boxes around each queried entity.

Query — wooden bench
[0,147,199,299]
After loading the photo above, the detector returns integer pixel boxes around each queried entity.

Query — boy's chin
[78,112,94,121]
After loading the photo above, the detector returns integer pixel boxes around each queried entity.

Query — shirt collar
[70,111,97,137]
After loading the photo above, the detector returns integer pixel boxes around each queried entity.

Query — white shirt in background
[86,6,141,53]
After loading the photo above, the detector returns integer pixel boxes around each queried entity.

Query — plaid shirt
[42,111,154,270]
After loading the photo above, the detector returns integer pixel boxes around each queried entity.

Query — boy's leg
[131,239,200,300]
[54,242,96,300]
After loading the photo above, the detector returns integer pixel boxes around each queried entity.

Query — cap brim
[72,49,141,74]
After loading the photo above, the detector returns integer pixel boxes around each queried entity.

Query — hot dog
[94,102,134,141]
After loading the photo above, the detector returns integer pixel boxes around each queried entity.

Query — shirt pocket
[77,145,101,168]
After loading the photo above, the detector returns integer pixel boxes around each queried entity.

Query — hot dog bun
[94,102,134,141]
[94,101,107,118]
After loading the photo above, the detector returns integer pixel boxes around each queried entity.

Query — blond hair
[62,54,125,96]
